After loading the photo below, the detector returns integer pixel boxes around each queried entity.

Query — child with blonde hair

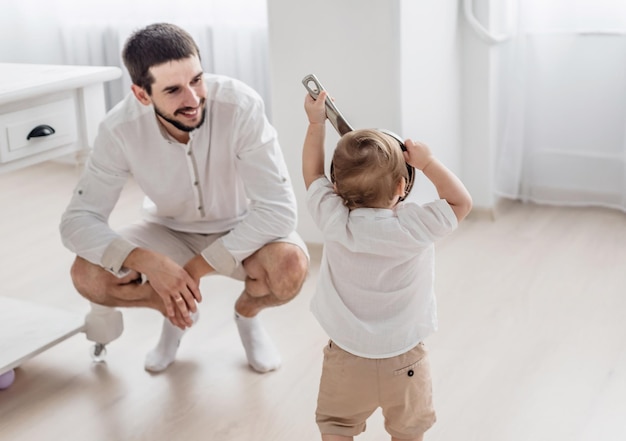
[302,90,472,441]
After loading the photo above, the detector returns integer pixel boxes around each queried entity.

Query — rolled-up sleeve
[201,239,238,275]
[59,124,133,276]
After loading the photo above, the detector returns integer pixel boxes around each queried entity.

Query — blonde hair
[332,129,408,209]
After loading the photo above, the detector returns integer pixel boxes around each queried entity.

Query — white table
[0,62,121,174]
[0,63,123,385]
[0,297,85,376]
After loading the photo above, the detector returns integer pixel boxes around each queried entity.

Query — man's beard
[154,99,207,133]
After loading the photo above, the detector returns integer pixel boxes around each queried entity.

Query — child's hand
[403,139,434,171]
[304,90,328,125]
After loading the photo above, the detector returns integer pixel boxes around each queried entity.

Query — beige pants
[316,341,436,439]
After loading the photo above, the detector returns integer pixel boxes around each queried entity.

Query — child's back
[302,90,472,441]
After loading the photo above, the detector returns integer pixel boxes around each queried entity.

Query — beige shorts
[316,341,436,439]
[118,221,309,281]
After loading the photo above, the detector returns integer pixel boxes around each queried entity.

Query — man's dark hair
[122,23,201,95]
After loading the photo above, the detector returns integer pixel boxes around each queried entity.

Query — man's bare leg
[322,435,353,441]
[71,257,196,371]
[234,242,308,372]
[71,256,157,307]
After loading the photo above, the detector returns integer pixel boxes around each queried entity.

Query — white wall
[400,0,463,205]
[461,0,521,211]
[4,0,484,243]
[0,5,65,63]
[460,0,496,210]
[267,0,464,243]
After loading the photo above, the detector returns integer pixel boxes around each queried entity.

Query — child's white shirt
[306,176,458,358]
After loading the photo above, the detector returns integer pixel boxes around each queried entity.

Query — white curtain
[1,0,270,114]
[495,0,626,211]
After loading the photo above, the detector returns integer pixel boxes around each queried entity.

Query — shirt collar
[350,207,395,218]
[154,114,199,145]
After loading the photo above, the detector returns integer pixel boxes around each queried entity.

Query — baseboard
[467,197,522,221]
[467,206,496,221]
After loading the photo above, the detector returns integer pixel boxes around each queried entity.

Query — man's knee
[270,246,308,301]
[70,257,91,293]
[70,257,109,302]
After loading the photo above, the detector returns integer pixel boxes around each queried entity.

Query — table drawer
[0,96,78,164]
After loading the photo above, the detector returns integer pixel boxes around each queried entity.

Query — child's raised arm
[403,139,473,222]
[302,91,328,189]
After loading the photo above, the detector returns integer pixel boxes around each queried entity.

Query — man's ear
[131,84,152,106]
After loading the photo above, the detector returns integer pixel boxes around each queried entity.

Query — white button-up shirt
[60,74,297,276]
[306,177,458,358]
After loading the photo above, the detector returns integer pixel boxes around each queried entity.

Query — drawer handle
[27,124,56,140]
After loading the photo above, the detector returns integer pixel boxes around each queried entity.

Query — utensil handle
[302,74,354,135]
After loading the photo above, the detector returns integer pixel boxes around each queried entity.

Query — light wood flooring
[0,161,625,441]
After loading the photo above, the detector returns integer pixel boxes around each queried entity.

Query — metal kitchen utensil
[302,74,415,198]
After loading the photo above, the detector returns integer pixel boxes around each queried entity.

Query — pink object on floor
[0,369,15,390]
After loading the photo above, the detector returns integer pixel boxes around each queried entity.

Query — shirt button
[198,206,202,210]
[194,181,198,186]
[407,369,414,377]
[187,151,192,155]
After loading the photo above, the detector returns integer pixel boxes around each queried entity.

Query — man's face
[142,55,208,140]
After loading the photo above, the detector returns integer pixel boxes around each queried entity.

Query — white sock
[144,311,199,373]
[235,312,281,373]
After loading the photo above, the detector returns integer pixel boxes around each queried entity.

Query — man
[60,23,309,374]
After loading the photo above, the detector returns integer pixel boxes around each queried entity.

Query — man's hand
[125,248,202,327]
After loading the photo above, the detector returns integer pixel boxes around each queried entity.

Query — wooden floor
[0,161,625,441]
